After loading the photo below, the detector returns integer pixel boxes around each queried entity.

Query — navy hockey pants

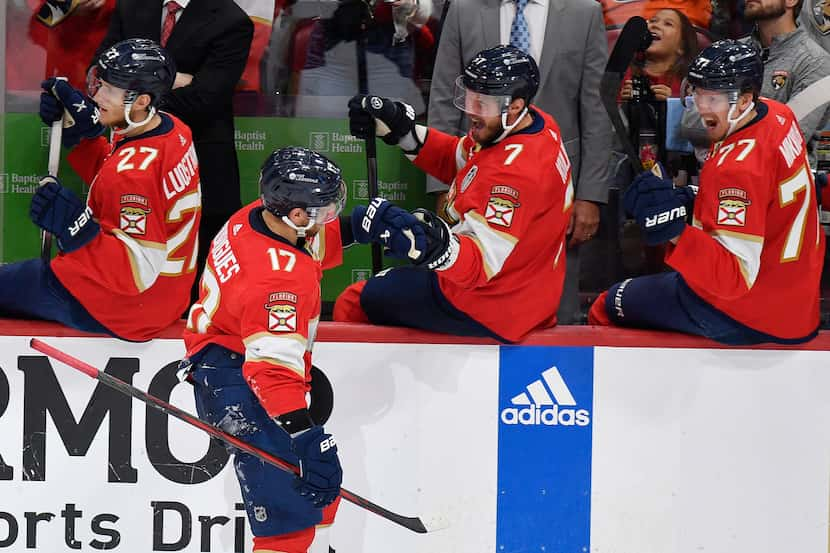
[360,266,510,342]
[0,258,114,336]
[605,271,817,345]
[185,344,324,537]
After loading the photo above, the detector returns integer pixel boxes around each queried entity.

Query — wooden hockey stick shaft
[29,338,446,534]
[41,118,63,261]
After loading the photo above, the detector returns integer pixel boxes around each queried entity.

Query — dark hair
[665,8,699,79]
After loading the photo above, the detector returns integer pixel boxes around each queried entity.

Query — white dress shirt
[499,0,549,63]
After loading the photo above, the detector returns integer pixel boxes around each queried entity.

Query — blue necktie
[509,0,530,54]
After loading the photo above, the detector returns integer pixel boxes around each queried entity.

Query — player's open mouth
[702,118,718,129]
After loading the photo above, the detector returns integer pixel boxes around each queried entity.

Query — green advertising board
[2,114,429,301]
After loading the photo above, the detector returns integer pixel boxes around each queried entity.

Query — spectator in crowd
[0,39,201,341]
[741,0,830,165]
[799,0,830,52]
[32,0,115,89]
[96,0,253,303]
[335,46,575,343]
[427,0,611,324]
[621,9,698,103]
[287,0,432,118]
[590,40,825,345]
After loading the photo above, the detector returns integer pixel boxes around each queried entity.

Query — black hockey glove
[351,197,427,261]
[40,78,105,148]
[411,208,460,271]
[623,170,688,245]
[348,95,416,147]
[291,425,343,508]
[30,176,100,253]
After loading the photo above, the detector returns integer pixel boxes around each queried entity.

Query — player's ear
[738,91,754,112]
[508,97,527,115]
[134,92,153,112]
[287,207,309,225]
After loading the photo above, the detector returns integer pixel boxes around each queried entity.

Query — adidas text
[500,405,590,426]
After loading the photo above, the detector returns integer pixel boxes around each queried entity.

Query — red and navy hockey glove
[30,176,100,253]
[411,208,460,271]
[623,169,689,245]
[291,426,343,508]
[351,197,427,261]
[40,78,105,148]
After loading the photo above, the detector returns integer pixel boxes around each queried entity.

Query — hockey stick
[41,115,64,262]
[354,0,382,275]
[600,16,652,175]
[29,338,448,534]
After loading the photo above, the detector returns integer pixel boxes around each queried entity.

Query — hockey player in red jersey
[589,40,825,344]
[0,38,200,341]
[334,45,574,343]
[182,147,412,552]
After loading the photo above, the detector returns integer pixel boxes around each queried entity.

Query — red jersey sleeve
[67,136,111,185]
[667,139,769,299]
[413,128,470,186]
[239,282,314,418]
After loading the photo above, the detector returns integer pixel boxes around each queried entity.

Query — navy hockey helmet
[89,38,176,106]
[454,45,540,117]
[686,40,763,98]
[260,147,346,225]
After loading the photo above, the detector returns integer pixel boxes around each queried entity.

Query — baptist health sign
[0,337,827,553]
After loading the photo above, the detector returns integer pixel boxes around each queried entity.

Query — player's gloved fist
[30,176,100,253]
[291,426,342,508]
[40,78,105,148]
[348,95,416,146]
[351,197,427,260]
[624,170,687,246]
[411,208,460,271]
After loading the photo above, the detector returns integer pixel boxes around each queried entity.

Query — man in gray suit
[427,0,612,323]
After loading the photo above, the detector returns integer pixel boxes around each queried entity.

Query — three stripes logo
[500,366,590,427]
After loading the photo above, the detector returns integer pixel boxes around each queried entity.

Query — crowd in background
[4,0,830,325]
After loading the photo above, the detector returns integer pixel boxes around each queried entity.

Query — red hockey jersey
[183,202,343,417]
[666,99,825,339]
[413,107,574,342]
[52,113,201,341]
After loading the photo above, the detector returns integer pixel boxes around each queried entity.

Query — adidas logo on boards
[501,366,590,427]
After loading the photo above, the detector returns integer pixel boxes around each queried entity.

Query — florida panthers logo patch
[119,194,151,235]
[771,71,789,91]
[717,188,751,227]
[811,0,830,34]
[265,292,298,332]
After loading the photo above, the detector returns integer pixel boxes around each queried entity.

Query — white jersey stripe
[112,229,166,292]
[243,332,306,377]
[710,230,764,288]
[453,211,518,280]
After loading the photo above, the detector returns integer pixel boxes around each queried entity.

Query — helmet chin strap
[113,100,157,136]
[281,215,315,249]
[725,95,755,138]
[489,107,528,145]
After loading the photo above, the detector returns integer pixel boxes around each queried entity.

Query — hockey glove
[411,208,460,271]
[291,426,343,508]
[40,78,106,148]
[623,170,687,246]
[351,197,427,261]
[348,95,418,148]
[30,176,100,253]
